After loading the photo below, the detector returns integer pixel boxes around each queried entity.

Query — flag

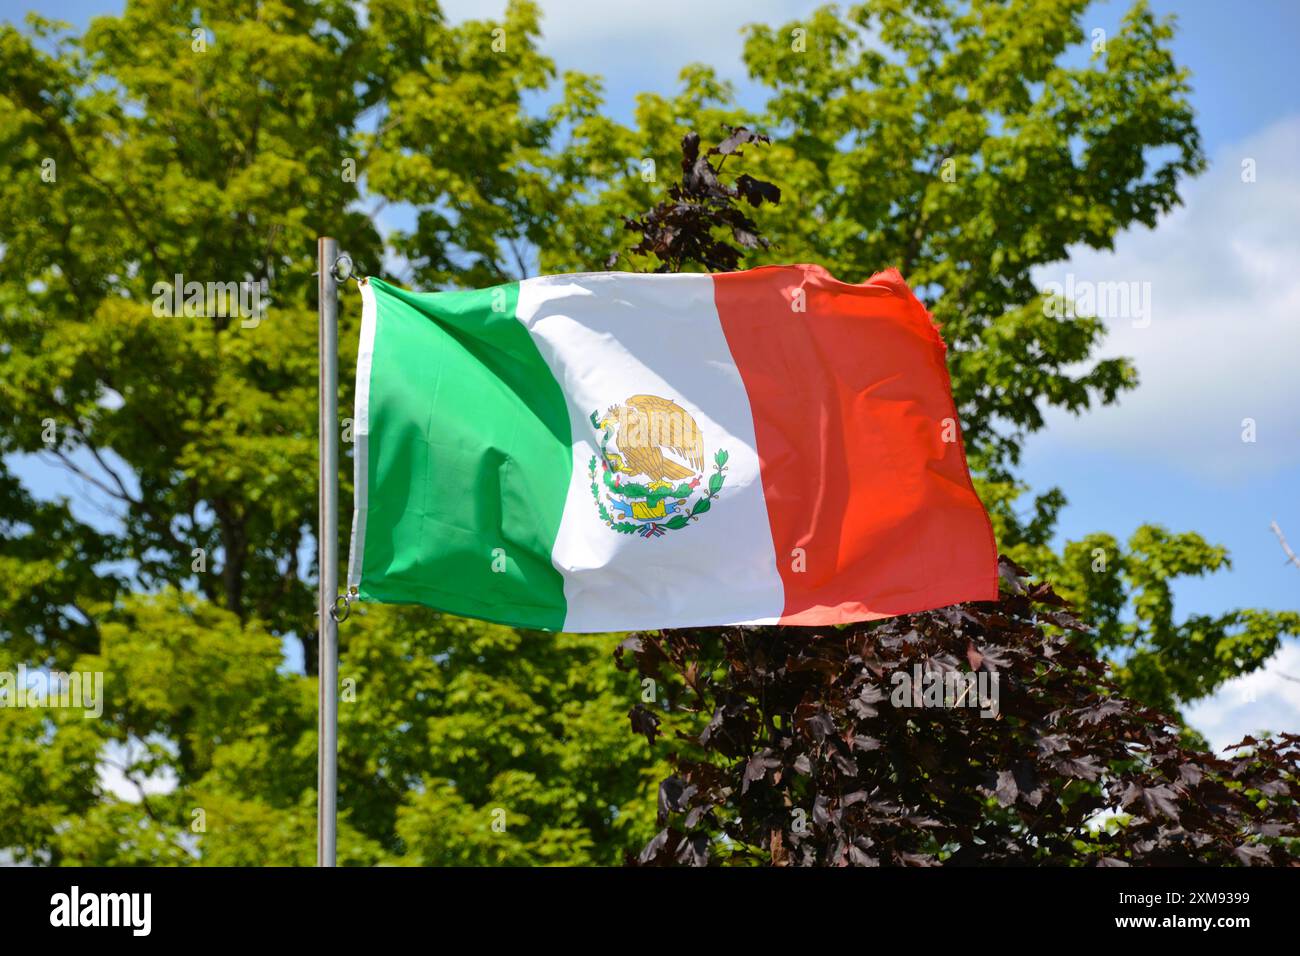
[347,265,997,632]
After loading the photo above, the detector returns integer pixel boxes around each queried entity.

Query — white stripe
[515,273,784,631]
[346,279,378,591]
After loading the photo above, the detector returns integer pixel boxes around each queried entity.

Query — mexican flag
[347,265,997,632]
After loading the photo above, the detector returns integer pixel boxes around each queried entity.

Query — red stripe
[713,265,997,625]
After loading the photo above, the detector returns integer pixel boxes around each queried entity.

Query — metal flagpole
[317,236,340,867]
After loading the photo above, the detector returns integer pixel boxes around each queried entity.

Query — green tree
[1,0,1294,867]
[0,0,662,865]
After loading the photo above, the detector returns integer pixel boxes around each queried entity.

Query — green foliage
[338,607,662,865]
[0,591,662,864]
[0,0,663,866]
[1035,528,1300,714]
[0,0,1291,865]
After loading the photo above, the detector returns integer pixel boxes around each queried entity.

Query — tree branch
[1270,520,1300,570]
[40,449,133,506]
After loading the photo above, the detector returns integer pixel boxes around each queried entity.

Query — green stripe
[358,277,571,629]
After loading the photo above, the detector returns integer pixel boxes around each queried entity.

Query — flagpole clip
[331,254,354,284]
[329,592,352,624]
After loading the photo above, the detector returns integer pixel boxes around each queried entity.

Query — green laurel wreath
[588,412,729,536]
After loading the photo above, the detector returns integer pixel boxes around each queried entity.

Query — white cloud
[441,0,814,93]
[1185,641,1300,752]
[1030,116,1300,481]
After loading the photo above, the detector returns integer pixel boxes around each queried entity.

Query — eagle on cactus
[599,394,704,483]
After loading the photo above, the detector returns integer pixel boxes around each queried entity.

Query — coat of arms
[588,395,728,538]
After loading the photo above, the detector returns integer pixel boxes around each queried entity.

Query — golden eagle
[601,394,705,483]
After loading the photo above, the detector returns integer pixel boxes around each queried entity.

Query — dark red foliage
[616,558,1300,866]
[608,127,781,273]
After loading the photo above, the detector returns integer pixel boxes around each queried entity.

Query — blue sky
[7,0,1299,750]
